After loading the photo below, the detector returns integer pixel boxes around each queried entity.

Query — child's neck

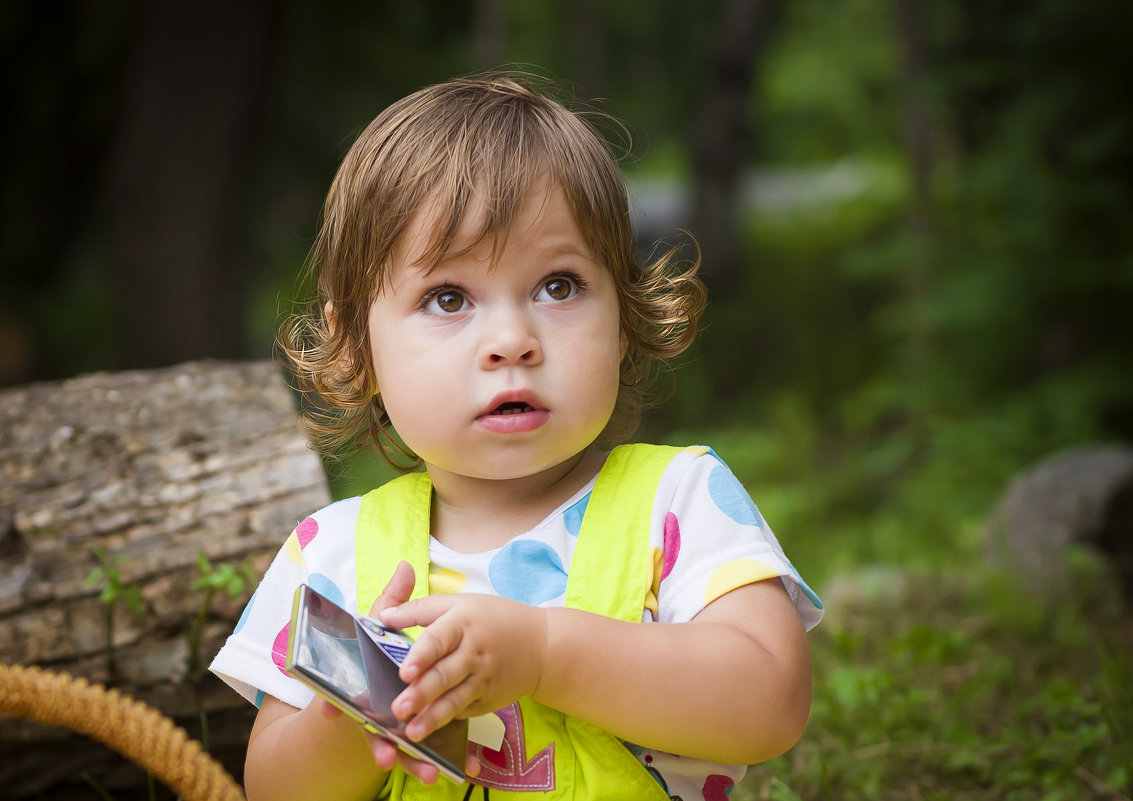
[426,448,607,553]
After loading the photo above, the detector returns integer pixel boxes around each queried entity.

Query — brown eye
[428,289,466,313]
[540,277,575,301]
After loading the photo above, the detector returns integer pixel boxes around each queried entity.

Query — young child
[211,73,823,801]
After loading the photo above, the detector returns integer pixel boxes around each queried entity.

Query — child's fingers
[368,734,399,770]
[403,673,481,741]
[392,621,472,718]
[394,752,441,785]
[367,734,442,785]
[396,606,466,683]
[378,592,455,630]
[368,560,416,618]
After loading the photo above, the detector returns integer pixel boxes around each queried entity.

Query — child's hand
[360,561,482,783]
[379,593,548,742]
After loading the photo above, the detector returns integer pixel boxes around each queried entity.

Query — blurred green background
[3,1,1131,798]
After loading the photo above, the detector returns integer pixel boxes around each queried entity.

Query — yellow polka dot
[650,547,664,594]
[428,565,467,595]
[644,546,663,617]
[704,559,779,605]
[284,530,304,566]
[684,445,710,456]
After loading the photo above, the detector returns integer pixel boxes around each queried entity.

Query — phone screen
[286,584,468,782]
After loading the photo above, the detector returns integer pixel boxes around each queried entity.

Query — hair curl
[279,73,706,468]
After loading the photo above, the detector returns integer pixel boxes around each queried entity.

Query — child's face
[367,179,624,483]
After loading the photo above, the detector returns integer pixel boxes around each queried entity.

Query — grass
[739,561,1131,801]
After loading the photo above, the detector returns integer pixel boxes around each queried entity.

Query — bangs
[378,76,632,280]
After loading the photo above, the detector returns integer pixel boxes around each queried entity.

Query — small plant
[85,546,143,680]
[187,551,256,678]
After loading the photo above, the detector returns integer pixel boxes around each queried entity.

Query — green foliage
[190,551,256,600]
[738,568,1132,801]
[187,552,257,678]
[85,546,143,680]
[761,0,904,160]
[85,546,143,613]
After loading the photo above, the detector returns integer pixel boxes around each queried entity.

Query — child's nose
[480,307,543,367]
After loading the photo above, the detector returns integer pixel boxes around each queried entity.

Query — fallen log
[0,359,330,799]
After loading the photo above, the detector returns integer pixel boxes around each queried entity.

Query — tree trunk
[102,1,276,370]
[473,0,506,70]
[690,0,781,289]
[895,0,935,399]
[570,0,609,102]
[0,360,329,799]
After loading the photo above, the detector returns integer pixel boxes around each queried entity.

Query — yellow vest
[354,444,681,799]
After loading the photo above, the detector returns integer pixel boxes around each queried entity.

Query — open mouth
[478,392,548,433]
[492,402,535,415]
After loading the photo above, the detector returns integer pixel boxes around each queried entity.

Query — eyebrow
[541,241,593,259]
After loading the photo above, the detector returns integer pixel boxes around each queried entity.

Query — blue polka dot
[489,540,568,605]
[707,465,764,528]
[563,493,590,537]
[308,573,346,607]
[788,560,824,609]
[233,589,256,634]
[799,579,823,609]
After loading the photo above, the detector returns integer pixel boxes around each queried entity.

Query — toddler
[211,73,823,801]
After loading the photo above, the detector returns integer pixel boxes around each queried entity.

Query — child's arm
[244,695,390,801]
[381,574,811,765]
[243,562,479,801]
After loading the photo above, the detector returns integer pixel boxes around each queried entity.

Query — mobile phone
[284,583,468,783]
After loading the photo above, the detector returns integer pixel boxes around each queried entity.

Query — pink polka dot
[702,774,735,800]
[661,513,681,580]
[271,623,291,675]
[296,517,318,549]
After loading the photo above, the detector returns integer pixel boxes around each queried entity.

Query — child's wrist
[529,605,551,700]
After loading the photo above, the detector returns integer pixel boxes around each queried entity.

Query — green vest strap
[356,471,432,632]
[564,444,682,620]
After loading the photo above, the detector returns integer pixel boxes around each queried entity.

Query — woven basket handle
[0,663,245,801]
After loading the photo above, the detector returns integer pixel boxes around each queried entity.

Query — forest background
[2,1,1131,799]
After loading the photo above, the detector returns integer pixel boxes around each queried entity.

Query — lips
[477,390,549,433]
[481,390,544,416]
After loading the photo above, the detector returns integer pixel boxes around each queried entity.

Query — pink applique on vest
[473,703,555,791]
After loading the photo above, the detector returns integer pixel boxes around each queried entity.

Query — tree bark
[0,360,329,799]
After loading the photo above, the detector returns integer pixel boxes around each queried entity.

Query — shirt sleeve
[653,447,823,629]
[208,497,363,710]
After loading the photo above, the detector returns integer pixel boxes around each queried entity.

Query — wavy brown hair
[279,73,706,467]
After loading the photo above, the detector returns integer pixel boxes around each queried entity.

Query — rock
[985,443,1133,600]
